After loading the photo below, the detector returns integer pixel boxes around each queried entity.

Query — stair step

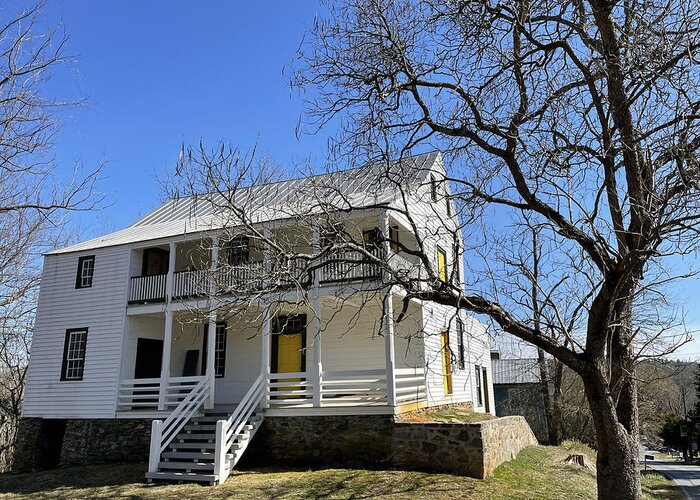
[170,442,216,450]
[185,423,216,432]
[162,451,232,460]
[178,433,214,441]
[159,461,215,471]
[146,471,217,484]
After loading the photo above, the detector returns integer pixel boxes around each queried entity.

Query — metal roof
[492,358,542,385]
[48,152,441,255]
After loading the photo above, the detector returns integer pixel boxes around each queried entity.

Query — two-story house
[17,151,494,484]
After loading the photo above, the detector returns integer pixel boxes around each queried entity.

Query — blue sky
[34,1,700,360]
[41,1,330,233]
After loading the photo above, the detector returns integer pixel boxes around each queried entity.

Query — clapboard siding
[421,302,494,413]
[23,246,130,418]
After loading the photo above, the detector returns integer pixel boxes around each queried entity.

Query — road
[647,460,700,499]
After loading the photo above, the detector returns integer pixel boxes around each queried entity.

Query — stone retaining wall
[13,418,151,472]
[393,415,537,478]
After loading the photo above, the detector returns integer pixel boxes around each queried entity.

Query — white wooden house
[22,151,494,484]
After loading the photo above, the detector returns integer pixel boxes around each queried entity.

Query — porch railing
[128,246,412,304]
[318,248,383,284]
[267,372,313,407]
[395,367,427,405]
[117,375,206,412]
[320,369,388,406]
[128,274,167,303]
[214,373,266,483]
[148,376,209,473]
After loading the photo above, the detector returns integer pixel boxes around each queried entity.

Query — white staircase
[145,408,265,484]
[145,373,266,485]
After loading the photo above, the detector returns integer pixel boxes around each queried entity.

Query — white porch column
[380,212,397,407]
[384,289,397,408]
[159,309,174,410]
[260,300,271,409]
[205,236,220,409]
[158,242,177,410]
[311,223,322,407]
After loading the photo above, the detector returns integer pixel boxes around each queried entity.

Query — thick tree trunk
[584,371,641,500]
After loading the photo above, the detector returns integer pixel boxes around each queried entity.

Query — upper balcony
[127,218,425,305]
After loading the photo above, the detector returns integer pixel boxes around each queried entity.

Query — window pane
[63,330,87,380]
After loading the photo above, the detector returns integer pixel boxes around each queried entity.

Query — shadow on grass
[0,463,482,499]
[0,463,149,495]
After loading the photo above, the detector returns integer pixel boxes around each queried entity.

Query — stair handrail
[213,373,265,481]
[148,376,209,473]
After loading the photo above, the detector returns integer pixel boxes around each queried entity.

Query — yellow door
[441,331,453,395]
[274,333,303,398]
[437,248,447,282]
[277,334,303,373]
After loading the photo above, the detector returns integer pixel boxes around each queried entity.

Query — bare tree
[284,0,700,497]
[0,1,100,470]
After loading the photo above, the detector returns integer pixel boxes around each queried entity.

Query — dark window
[457,319,465,369]
[446,192,452,215]
[202,322,227,378]
[61,328,88,381]
[362,228,382,251]
[142,248,169,276]
[430,174,438,202]
[228,236,250,265]
[389,225,399,252]
[75,256,95,289]
[475,365,483,406]
[453,240,461,284]
[437,246,447,282]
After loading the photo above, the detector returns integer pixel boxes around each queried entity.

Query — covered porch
[116,294,427,416]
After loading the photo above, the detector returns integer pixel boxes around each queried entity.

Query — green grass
[399,405,496,423]
[0,443,682,499]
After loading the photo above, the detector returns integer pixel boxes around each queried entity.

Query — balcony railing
[129,274,167,303]
[318,247,383,284]
[127,247,416,304]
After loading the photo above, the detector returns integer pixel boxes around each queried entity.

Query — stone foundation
[14,412,536,479]
[243,415,394,467]
[13,418,151,472]
[393,415,537,478]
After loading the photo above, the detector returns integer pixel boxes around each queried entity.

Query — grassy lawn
[398,405,497,423]
[0,442,681,499]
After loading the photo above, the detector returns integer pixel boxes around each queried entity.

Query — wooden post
[261,301,271,409]
[311,223,323,407]
[159,310,174,410]
[206,236,219,409]
[158,242,177,410]
[380,212,397,408]
[214,419,226,481]
[148,420,163,473]
[384,289,397,408]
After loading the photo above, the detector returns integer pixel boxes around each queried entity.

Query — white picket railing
[128,274,167,303]
[117,375,206,412]
[172,269,209,298]
[148,376,209,473]
[217,263,265,292]
[320,369,388,406]
[214,373,266,483]
[128,245,416,303]
[267,372,314,407]
[394,367,427,405]
[318,248,383,283]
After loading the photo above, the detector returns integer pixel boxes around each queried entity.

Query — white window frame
[61,328,88,381]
